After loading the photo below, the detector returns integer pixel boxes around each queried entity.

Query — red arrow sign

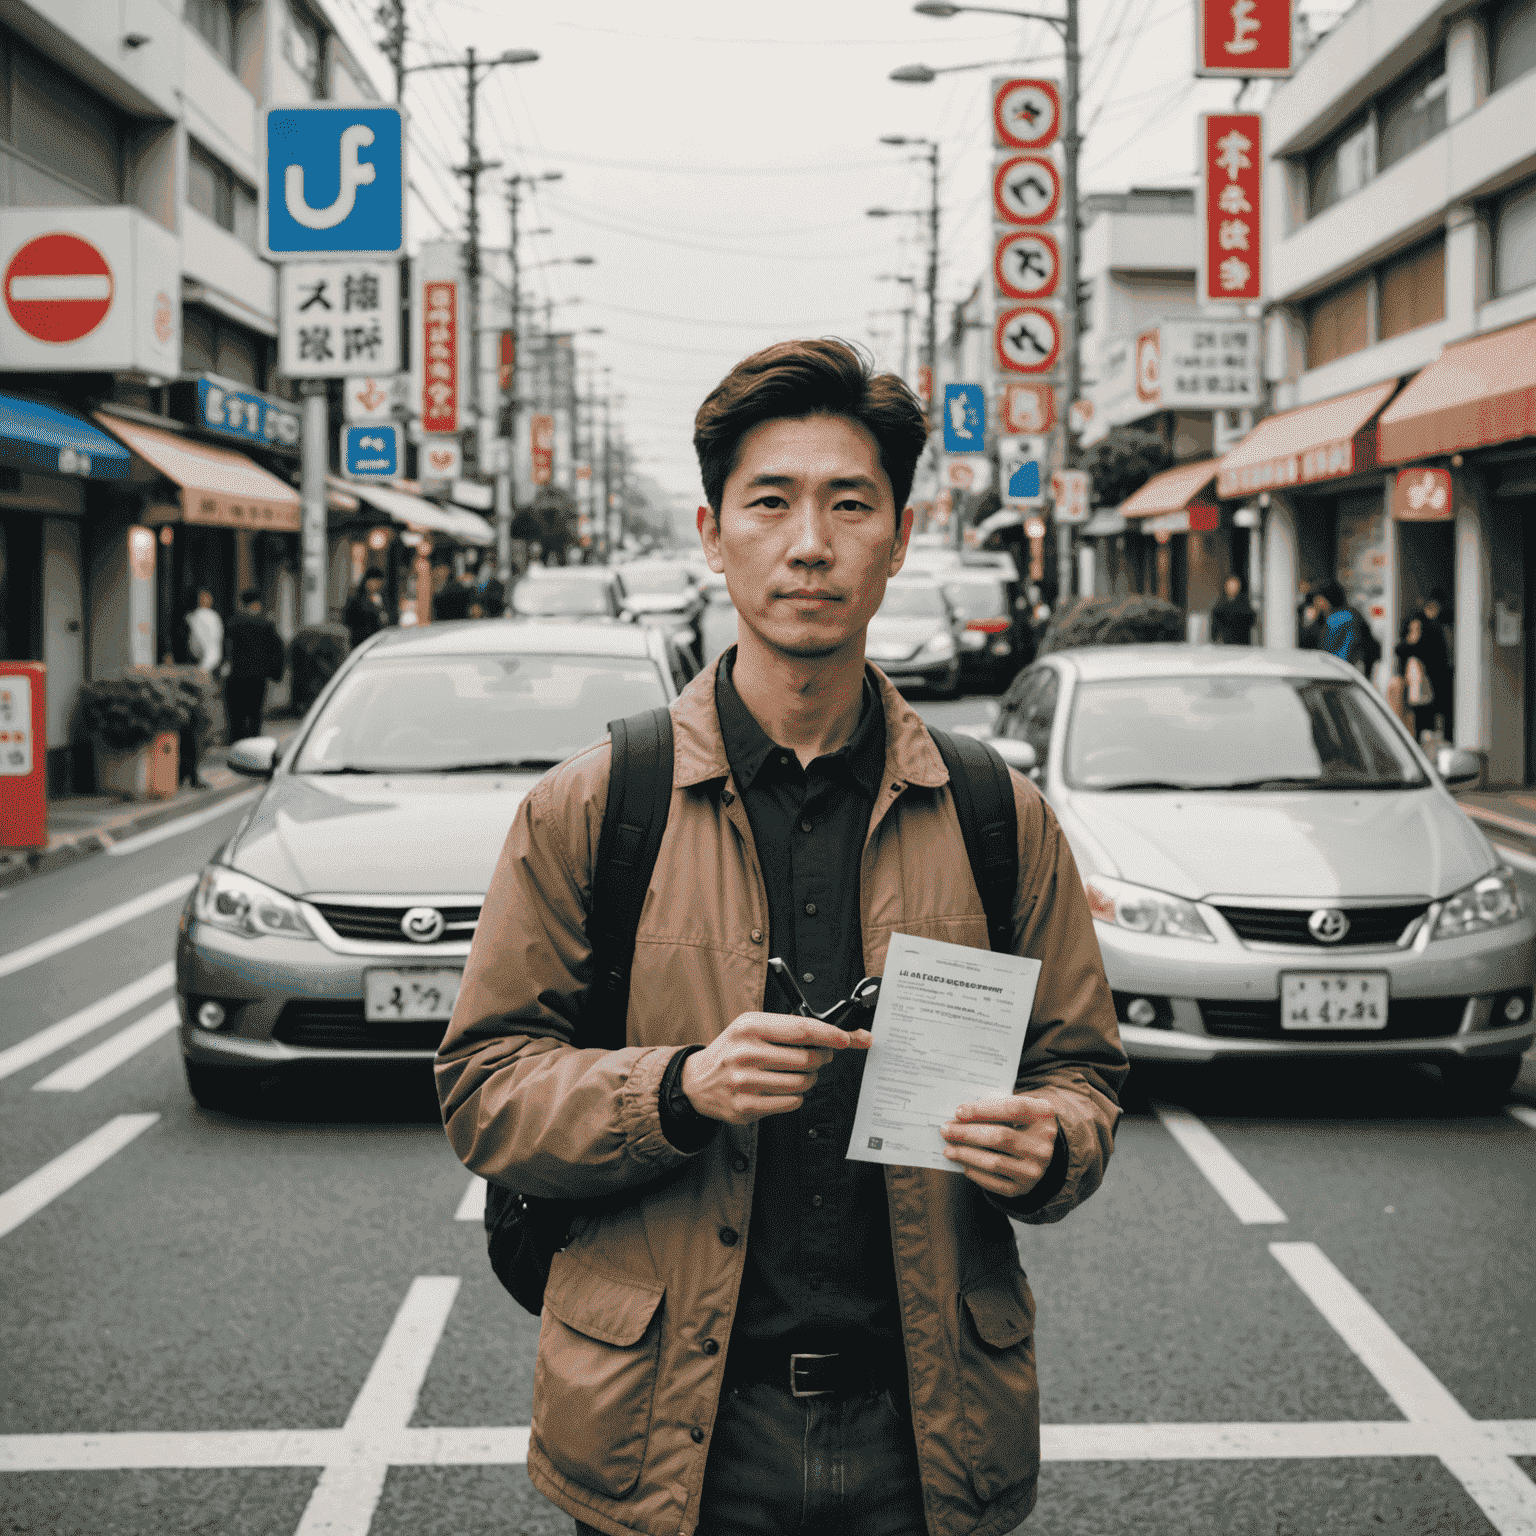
[4,232,114,343]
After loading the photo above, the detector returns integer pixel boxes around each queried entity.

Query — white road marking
[455,1176,486,1222]
[0,1114,158,1240]
[108,790,260,856]
[0,875,195,980]
[1491,841,1536,875]
[0,964,173,1084]
[291,1276,460,1536]
[1151,1102,1288,1224]
[1274,1241,1536,1534]
[32,1001,180,1092]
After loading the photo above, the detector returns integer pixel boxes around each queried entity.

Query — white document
[847,932,1041,1173]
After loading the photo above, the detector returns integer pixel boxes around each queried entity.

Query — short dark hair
[364,568,385,583]
[1317,579,1347,608]
[693,338,928,519]
[239,588,261,606]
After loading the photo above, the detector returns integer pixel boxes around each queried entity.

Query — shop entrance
[1396,519,1456,620]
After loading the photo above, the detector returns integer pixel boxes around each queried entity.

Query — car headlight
[1085,875,1215,942]
[193,866,316,941]
[918,630,956,659]
[1432,868,1523,940]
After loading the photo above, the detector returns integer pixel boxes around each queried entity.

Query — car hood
[623,591,695,614]
[229,771,542,896]
[868,616,945,639]
[1057,785,1494,901]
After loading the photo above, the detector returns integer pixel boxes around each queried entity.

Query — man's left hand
[941,1095,1058,1199]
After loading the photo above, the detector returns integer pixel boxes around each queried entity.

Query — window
[1378,237,1445,340]
[185,0,237,70]
[1306,117,1371,218]
[1494,178,1536,296]
[1492,0,1536,93]
[283,3,324,98]
[182,304,266,389]
[1377,50,1447,173]
[1305,275,1370,369]
[187,140,258,250]
[3,37,123,204]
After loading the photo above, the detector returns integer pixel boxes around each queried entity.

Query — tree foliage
[1080,426,1172,509]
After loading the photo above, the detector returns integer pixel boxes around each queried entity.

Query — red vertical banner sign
[1197,0,1295,77]
[531,413,554,486]
[1201,113,1263,303]
[420,280,459,433]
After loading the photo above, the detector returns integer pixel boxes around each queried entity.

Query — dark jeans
[575,1380,926,1536]
[225,678,267,745]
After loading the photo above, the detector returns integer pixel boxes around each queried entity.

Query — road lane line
[1508,1105,1536,1131]
[0,965,173,1084]
[0,875,195,980]
[107,789,260,856]
[292,1276,460,1536]
[31,1001,180,1092]
[0,1115,158,1240]
[1151,1102,1288,1224]
[455,1176,486,1222]
[1273,1241,1536,1534]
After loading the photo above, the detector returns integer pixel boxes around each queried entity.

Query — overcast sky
[327,0,1348,508]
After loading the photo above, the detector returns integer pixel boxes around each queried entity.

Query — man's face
[698,414,912,663]
[1224,575,1242,599]
[197,591,213,609]
[1423,600,1440,620]
[366,579,383,600]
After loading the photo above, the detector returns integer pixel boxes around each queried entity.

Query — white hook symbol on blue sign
[285,123,377,231]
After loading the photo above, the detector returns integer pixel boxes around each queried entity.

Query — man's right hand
[680,1013,872,1125]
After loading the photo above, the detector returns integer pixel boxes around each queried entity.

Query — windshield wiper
[306,765,397,775]
[1213,775,1383,791]
[434,758,562,773]
[1096,779,1207,792]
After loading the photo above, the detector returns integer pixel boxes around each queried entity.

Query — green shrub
[79,675,185,750]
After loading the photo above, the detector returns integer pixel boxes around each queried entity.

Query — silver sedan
[986,645,1534,1107]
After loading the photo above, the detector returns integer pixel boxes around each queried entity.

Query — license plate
[364,968,462,1022]
[1280,972,1389,1030]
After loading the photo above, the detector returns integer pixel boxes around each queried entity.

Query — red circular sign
[992,154,1061,227]
[4,233,114,344]
[995,306,1062,375]
[994,230,1060,300]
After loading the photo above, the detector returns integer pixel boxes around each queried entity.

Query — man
[431,558,471,622]
[1415,588,1454,734]
[437,340,1125,1536]
[472,559,507,617]
[184,589,223,677]
[1311,580,1364,666]
[223,589,285,744]
[1210,573,1256,645]
[343,569,393,648]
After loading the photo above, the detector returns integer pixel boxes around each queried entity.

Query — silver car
[987,645,1534,1106]
[176,621,681,1114]
[866,578,962,697]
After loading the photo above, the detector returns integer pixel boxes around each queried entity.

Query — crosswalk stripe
[107,789,260,856]
[1151,1102,1288,1224]
[455,1176,486,1222]
[0,965,173,1084]
[32,1002,181,1092]
[0,1115,159,1240]
[0,875,195,981]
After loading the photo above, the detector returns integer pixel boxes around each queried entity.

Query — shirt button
[719,1226,738,1246]
[811,1194,823,1207]
[780,755,790,766]
[732,1154,748,1172]
[800,819,812,833]
[702,1338,720,1356]
[750,928,762,943]
[804,902,817,916]
[803,972,814,984]
[691,1426,706,1444]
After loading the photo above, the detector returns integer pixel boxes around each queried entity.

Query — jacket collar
[671,650,948,792]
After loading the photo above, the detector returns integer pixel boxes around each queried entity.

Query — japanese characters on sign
[1050,468,1090,524]
[1196,0,1295,78]
[1200,113,1263,302]
[279,261,400,378]
[185,378,302,453]
[531,413,555,486]
[420,280,460,434]
[1142,320,1261,409]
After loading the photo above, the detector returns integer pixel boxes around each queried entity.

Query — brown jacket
[437,659,1127,1536]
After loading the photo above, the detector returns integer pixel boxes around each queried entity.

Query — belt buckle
[789,1351,836,1398]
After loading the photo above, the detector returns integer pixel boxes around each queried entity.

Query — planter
[95,732,179,800]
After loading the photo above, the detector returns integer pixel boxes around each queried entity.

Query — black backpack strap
[928,727,1019,954]
[577,705,675,1049]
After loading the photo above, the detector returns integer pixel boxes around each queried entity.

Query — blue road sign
[342,424,400,478]
[942,383,985,453]
[1009,460,1040,498]
[263,106,405,258]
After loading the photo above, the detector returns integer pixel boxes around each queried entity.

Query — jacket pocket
[532,1250,666,1498]
[955,1265,1040,1505]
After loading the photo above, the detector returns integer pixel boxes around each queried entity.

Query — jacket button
[732,1154,748,1172]
[691,1426,706,1444]
[800,819,812,833]
[750,928,763,943]
[719,1226,738,1246]
[702,1338,719,1355]
[805,902,817,916]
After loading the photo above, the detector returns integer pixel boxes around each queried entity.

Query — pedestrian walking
[1414,589,1454,736]
[431,558,472,622]
[472,561,506,617]
[223,590,285,744]
[1210,573,1256,645]
[437,339,1126,1536]
[1311,580,1373,669]
[343,569,394,649]
[184,589,223,677]
[1395,615,1438,742]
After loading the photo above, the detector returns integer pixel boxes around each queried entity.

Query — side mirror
[989,737,1038,774]
[227,736,278,778]
[1437,746,1481,787]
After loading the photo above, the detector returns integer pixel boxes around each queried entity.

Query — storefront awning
[1118,458,1220,519]
[1215,381,1396,499]
[340,479,494,546]
[1081,510,1127,536]
[96,414,299,531]
[1377,316,1536,464]
[0,392,130,479]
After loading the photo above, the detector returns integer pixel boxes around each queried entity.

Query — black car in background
[942,571,1035,690]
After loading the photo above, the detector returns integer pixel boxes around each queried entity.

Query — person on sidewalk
[1210,573,1257,645]
[185,589,223,677]
[1413,589,1454,738]
[437,338,1127,1536]
[224,590,285,745]
[344,569,394,649]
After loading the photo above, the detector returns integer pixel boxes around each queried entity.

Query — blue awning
[0,392,131,480]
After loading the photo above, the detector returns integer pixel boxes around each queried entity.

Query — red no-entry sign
[3,232,114,344]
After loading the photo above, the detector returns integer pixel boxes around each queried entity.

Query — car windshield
[943,580,1010,621]
[292,653,667,774]
[622,565,691,594]
[1064,675,1428,791]
[511,576,610,615]
[879,584,947,618]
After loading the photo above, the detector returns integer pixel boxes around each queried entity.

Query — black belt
[723,1340,902,1400]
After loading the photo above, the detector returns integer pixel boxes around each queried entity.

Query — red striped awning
[1215,381,1396,499]
[1118,458,1220,519]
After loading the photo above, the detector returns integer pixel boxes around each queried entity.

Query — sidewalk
[1455,788,1536,862]
[0,718,301,889]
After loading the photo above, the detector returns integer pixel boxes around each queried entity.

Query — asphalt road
[3,691,1534,1536]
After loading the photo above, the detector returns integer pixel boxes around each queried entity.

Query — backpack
[483,707,1020,1313]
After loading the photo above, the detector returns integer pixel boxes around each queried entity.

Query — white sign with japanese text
[1157,319,1260,409]
[279,261,399,378]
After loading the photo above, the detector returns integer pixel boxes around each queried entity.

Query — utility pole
[601,378,614,557]
[376,0,406,104]
[455,48,503,478]
[925,140,940,423]
[1059,0,1081,606]
[497,177,523,587]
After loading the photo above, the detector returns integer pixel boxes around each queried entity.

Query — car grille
[1215,903,1427,948]
[311,902,480,944]
[1198,996,1466,1041]
[273,1001,447,1052]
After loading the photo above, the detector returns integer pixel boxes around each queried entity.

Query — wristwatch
[660,1045,716,1151]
